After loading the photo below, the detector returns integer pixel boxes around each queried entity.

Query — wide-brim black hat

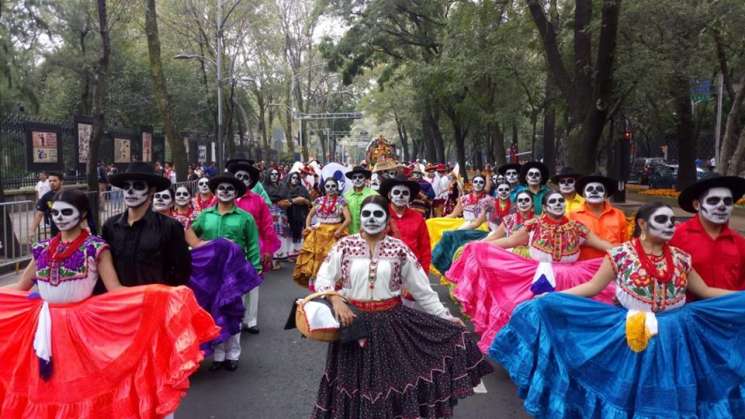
[379,175,421,200]
[520,161,549,185]
[576,174,618,198]
[497,163,521,176]
[550,166,583,184]
[678,175,745,213]
[345,166,372,179]
[208,175,246,197]
[109,162,171,191]
[225,161,260,190]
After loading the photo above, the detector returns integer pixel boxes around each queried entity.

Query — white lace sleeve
[314,241,343,292]
[401,247,451,319]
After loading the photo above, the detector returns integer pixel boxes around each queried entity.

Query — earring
[640,232,647,241]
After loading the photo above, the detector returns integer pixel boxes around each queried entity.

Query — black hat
[208,175,246,198]
[550,166,583,184]
[225,160,260,189]
[497,163,521,176]
[225,157,255,168]
[520,161,549,185]
[345,166,372,179]
[109,162,171,191]
[379,175,421,200]
[678,174,745,213]
[576,174,618,198]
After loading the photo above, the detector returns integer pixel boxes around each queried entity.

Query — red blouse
[388,205,432,272]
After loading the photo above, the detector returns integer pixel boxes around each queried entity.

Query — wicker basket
[296,290,341,342]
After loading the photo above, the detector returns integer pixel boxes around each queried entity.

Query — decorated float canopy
[365,135,396,166]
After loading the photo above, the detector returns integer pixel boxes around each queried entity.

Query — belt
[349,297,401,312]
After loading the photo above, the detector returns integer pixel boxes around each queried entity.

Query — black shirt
[36,190,97,236]
[101,209,191,288]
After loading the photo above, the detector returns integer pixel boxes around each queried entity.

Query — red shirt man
[380,176,432,271]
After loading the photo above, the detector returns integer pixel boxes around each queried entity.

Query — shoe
[209,361,224,371]
[225,360,239,371]
[246,326,260,334]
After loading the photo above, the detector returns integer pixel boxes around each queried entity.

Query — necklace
[318,195,338,215]
[633,238,674,284]
[493,199,511,219]
[47,229,90,262]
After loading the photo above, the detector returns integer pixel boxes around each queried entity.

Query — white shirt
[315,235,451,319]
[35,180,51,199]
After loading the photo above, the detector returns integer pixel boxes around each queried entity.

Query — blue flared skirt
[490,292,745,418]
[431,229,488,274]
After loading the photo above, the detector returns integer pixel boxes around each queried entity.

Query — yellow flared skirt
[292,223,344,289]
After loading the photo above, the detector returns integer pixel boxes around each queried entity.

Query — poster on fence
[77,122,92,164]
[25,122,63,171]
[114,138,131,163]
[198,144,207,163]
[142,131,152,162]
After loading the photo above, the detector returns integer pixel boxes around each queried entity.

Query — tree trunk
[728,125,745,176]
[284,82,295,156]
[394,111,410,161]
[144,0,186,179]
[717,73,745,175]
[543,102,556,174]
[420,112,436,162]
[492,123,507,166]
[673,77,696,190]
[425,103,445,162]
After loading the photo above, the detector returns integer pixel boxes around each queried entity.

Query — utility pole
[216,0,224,171]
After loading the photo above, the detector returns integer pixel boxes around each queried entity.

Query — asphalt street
[177,262,530,419]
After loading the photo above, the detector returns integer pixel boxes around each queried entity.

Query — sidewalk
[0,270,19,287]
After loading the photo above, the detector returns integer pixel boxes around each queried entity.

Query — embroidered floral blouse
[315,235,451,319]
[313,196,347,224]
[32,235,109,303]
[192,194,217,215]
[525,216,589,263]
[482,197,509,231]
[609,241,691,312]
[459,193,488,222]
[171,208,196,229]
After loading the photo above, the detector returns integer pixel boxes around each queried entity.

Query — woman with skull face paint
[497,163,522,200]
[311,195,493,418]
[491,202,745,419]
[172,185,196,229]
[511,161,551,215]
[285,171,311,259]
[192,176,217,215]
[550,167,585,214]
[292,177,351,289]
[152,187,175,217]
[447,191,616,351]
[0,189,219,417]
[265,168,292,267]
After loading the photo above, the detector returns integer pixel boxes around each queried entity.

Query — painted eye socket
[217,185,235,192]
[154,193,171,200]
[124,181,148,191]
[198,181,209,186]
[51,209,75,217]
[559,179,575,185]
[175,192,190,197]
[705,197,733,206]
[652,215,675,224]
[361,210,385,218]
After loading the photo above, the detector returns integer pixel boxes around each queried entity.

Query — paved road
[177,263,529,419]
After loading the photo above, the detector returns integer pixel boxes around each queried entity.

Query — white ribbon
[531,262,556,288]
[33,301,52,363]
[626,310,658,337]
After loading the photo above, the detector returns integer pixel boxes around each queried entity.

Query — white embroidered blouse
[315,234,452,319]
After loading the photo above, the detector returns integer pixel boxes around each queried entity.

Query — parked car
[648,164,707,188]
[630,157,666,184]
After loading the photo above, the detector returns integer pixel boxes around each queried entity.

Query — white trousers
[213,333,241,361]
[243,287,259,327]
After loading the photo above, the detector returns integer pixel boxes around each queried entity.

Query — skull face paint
[351,173,366,188]
[389,185,411,207]
[234,170,253,187]
[324,179,339,195]
[289,173,300,185]
[152,189,173,212]
[174,186,191,207]
[216,183,237,203]
[51,201,81,231]
[526,168,542,186]
[505,169,519,185]
[122,180,150,208]
[197,177,211,195]
[558,178,576,195]
[699,187,734,225]
[360,202,387,235]
[583,182,606,204]
[495,183,511,200]
[370,174,381,191]
[472,176,486,192]
[516,191,533,212]
[269,170,280,183]
[646,206,676,241]
[544,192,566,217]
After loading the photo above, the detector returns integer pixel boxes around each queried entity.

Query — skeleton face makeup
[324,179,339,195]
[174,186,191,207]
[216,183,237,203]
[516,192,533,212]
[360,202,387,235]
[583,182,606,204]
[496,184,511,200]
[558,178,576,195]
[289,174,300,185]
[389,185,411,207]
[505,169,519,185]
[122,180,150,208]
[544,192,566,217]
[526,168,542,186]
[51,201,81,231]
[646,206,675,241]
[472,176,486,192]
[197,177,211,195]
[234,170,253,187]
[152,189,173,212]
[370,174,381,191]
[698,187,734,225]
[269,170,280,183]
[491,174,499,185]
[351,173,366,188]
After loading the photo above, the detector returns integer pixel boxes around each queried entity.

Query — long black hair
[632,202,671,237]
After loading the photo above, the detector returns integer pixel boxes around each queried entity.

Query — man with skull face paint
[380,176,431,272]
[570,174,629,260]
[497,163,522,201]
[343,166,378,234]
[447,190,616,350]
[550,167,585,215]
[311,195,493,418]
[152,187,175,217]
[192,176,217,215]
[292,177,351,289]
[511,161,551,215]
[671,175,745,291]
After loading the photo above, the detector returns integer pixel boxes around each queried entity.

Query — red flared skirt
[0,285,220,418]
